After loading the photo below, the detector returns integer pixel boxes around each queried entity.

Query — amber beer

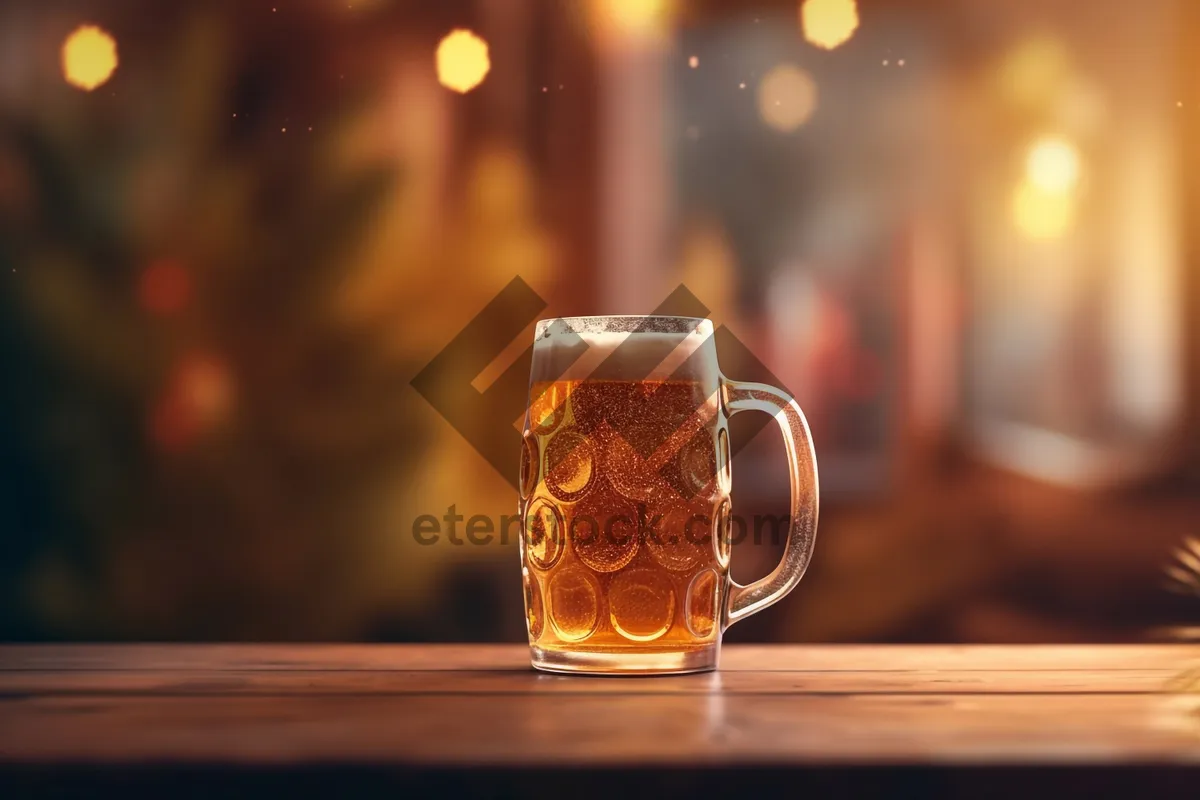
[521,316,818,675]
[520,378,730,656]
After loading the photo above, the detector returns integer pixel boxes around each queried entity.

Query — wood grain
[3,643,1195,672]
[1,645,1199,767]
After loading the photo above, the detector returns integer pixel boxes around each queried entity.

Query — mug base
[530,644,718,675]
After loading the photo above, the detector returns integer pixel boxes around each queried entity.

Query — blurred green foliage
[0,3,423,639]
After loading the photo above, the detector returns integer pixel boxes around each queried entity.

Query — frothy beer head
[528,316,722,478]
[531,316,719,392]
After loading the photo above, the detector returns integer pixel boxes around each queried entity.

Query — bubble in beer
[519,432,539,500]
[545,429,596,502]
[658,427,717,501]
[713,497,732,567]
[604,425,662,503]
[524,569,545,640]
[646,506,709,572]
[525,498,565,570]
[547,567,600,641]
[609,568,676,642]
[570,483,640,572]
[686,568,719,638]
[621,385,702,462]
[567,380,620,432]
[679,430,717,493]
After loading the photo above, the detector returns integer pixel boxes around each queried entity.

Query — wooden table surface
[3,644,1200,770]
[5,644,1200,797]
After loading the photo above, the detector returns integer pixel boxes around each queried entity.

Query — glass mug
[519,315,819,674]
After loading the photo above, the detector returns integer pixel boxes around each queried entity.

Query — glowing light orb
[178,355,233,422]
[1026,136,1081,193]
[758,64,818,133]
[997,36,1070,110]
[138,259,191,316]
[587,0,674,41]
[800,0,859,51]
[1012,178,1075,240]
[150,353,234,452]
[62,25,118,91]
[436,29,490,94]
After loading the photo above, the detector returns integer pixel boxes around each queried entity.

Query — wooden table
[3,644,1200,796]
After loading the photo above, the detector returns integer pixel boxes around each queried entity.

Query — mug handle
[721,379,820,629]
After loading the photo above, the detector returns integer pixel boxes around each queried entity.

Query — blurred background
[1,0,1199,644]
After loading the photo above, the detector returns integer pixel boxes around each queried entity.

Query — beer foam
[532,317,717,383]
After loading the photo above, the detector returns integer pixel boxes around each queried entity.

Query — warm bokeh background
[2,0,1199,643]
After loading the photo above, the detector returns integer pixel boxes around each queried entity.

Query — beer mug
[519,316,818,674]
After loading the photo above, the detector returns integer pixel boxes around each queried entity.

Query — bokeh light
[1026,136,1081,193]
[150,353,234,452]
[800,0,859,51]
[1059,78,1108,135]
[61,25,118,91]
[758,64,818,133]
[1012,178,1075,240]
[435,29,490,94]
[138,259,191,317]
[177,354,233,423]
[996,36,1071,111]
[587,0,674,42]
